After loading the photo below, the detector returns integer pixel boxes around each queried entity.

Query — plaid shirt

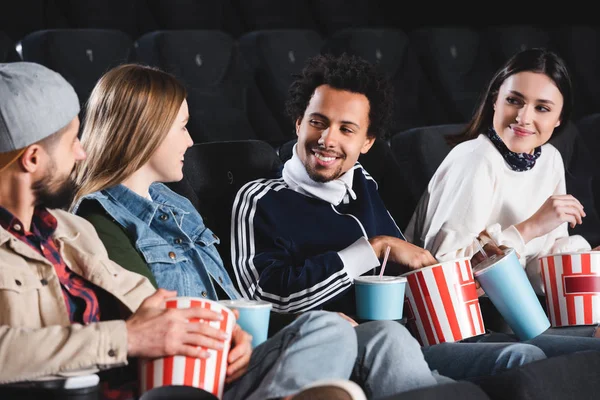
[0,206,101,324]
[0,206,136,399]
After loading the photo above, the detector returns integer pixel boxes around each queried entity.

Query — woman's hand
[470,242,508,267]
[471,242,509,297]
[516,195,585,243]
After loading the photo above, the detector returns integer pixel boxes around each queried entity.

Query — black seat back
[238,29,324,136]
[409,26,496,123]
[167,140,283,276]
[553,25,600,119]
[485,25,554,70]
[134,30,281,144]
[390,123,465,224]
[322,27,448,134]
[20,29,133,108]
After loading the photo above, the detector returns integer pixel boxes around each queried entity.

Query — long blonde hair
[73,64,187,203]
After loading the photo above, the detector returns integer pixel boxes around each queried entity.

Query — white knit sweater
[405,134,591,294]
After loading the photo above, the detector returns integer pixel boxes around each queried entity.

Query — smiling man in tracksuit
[231,53,547,391]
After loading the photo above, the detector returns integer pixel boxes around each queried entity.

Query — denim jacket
[73,183,240,300]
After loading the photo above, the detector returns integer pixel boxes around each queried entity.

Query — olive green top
[76,200,159,288]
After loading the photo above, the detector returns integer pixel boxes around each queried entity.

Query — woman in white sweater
[405,49,598,339]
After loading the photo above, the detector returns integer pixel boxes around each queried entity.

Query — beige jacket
[0,209,155,384]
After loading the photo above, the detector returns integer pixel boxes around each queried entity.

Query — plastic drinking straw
[474,236,488,260]
[379,245,391,278]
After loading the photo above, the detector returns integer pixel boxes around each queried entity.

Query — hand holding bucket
[139,297,236,399]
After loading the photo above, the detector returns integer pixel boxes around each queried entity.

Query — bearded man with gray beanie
[0,61,184,398]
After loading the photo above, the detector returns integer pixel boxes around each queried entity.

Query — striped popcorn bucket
[139,297,236,399]
[402,258,485,346]
[539,252,600,327]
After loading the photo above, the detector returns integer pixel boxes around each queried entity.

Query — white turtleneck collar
[282,144,357,206]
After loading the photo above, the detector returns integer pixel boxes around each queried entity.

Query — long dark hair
[447,48,573,147]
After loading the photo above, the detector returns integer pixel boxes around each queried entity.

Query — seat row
[1,0,533,43]
[3,25,600,144]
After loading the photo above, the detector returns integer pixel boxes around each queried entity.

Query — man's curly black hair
[285,53,394,140]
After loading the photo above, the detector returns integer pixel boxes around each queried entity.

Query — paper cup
[474,248,550,340]
[354,275,407,321]
[139,297,236,399]
[539,251,600,327]
[402,257,485,346]
[220,299,272,348]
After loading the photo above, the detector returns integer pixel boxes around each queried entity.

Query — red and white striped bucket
[139,297,236,399]
[539,252,600,327]
[402,258,485,346]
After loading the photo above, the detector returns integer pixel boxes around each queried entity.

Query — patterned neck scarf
[486,127,541,172]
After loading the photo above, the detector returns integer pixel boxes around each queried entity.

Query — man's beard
[305,162,344,183]
[32,169,78,210]
[303,145,345,183]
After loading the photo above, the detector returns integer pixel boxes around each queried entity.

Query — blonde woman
[71,63,457,399]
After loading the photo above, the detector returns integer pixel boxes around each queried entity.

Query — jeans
[461,328,600,361]
[475,296,600,359]
[421,341,546,380]
[527,332,600,358]
[477,327,600,358]
[352,320,440,399]
[224,311,356,400]
[224,312,443,400]
[544,325,599,338]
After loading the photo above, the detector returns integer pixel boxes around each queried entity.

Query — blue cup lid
[220,299,273,309]
[354,275,407,285]
[473,248,516,277]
